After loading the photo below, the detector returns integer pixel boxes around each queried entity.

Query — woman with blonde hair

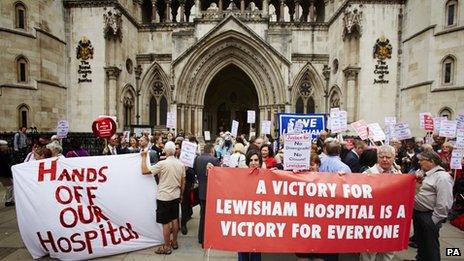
[228,143,246,168]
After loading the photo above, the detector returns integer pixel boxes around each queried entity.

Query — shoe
[408,241,418,248]
[181,225,188,235]
[4,202,15,207]
[154,246,172,255]
[171,241,179,250]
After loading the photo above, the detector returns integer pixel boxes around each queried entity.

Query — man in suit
[343,140,366,173]
[194,143,220,246]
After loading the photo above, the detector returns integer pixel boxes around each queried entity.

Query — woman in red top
[438,142,453,172]
[261,144,277,169]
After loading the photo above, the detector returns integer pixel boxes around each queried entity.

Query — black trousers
[198,199,206,245]
[181,181,193,226]
[413,209,441,261]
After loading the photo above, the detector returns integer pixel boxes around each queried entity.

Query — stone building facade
[0,0,462,137]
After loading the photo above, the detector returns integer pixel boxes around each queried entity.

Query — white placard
[384,117,396,127]
[249,132,256,139]
[367,123,386,142]
[166,111,177,129]
[394,123,412,140]
[434,117,446,133]
[439,120,457,138]
[457,113,464,130]
[12,154,163,260]
[56,120,69,138]
[456,129,464,149]
[247,110,256,124]
[451,156,462,170]
[231,120,239,137]
[261,121,271,135]
[283,133,311,170]
[204,131,211,141]
[179,140,198,168]
[331,111,348,133]
[133,127,152,137]
[123,131,131,143]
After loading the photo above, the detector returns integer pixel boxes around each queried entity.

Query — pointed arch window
[307,97,315,113]
[15,2,27,29]
[122,91,134,128]
[330,92,341,108]
[442,55,456,85]
[160,96,168,125]
[296,97,304,113]
[150,96,158,127]
[439,107,453,120]
[446,0,458,27]
[18,104,29,128]
[16,56,28,83]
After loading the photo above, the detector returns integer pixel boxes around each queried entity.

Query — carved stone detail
[105,66,121,79]
[342,4,363,40]
[103,7,123,41]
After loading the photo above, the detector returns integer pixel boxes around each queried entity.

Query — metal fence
[0,132,105,156]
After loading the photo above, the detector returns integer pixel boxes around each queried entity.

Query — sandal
[171,241,179,250]
[154,246,172,255]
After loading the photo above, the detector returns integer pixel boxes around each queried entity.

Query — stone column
[165,0,172,22]
[104,66,121,118]
[195,0,201,18]
[240,0,245,14]
[294,0,300,22]
[343,67,360,122]
[186,105,192,134]
[279,0,285,22]
[218,0,223,11]
[179,104,185,131]
[197,106,203,137]
[152,0,159,23]
[156,98,161,125]
[134,65,142,124]
[262,0,269,17]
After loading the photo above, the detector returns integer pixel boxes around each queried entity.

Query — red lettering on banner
[38,160,57,182]
[36,222,140,254]
[58,169,72,181]
[204,168,416,253]
[98,166,108,182]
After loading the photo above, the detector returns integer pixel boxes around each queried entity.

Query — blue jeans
[238,252,261,261]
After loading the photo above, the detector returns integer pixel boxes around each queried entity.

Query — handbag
[190,182,200,207]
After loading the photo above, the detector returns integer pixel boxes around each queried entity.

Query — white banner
[247,110,256,124]
[439,120,457,138]
[261,121,271,135]
[179,140,198,168]
[367,123,386,142]
[283,133,311,170]
[12,154,163,260]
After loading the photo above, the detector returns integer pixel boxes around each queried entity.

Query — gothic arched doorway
[203,64,259,136]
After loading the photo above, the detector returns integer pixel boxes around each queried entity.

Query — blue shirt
[319,155,352,173]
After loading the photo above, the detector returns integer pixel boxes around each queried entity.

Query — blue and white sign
[278,113,326,141]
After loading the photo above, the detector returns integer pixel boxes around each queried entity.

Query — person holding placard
[438,142,453,172]
[141,141,185,255]
[261,144,276,169]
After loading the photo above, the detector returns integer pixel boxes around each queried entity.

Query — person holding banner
[141,141,186,255]
[360,145,400,261]
[414,151,454,261]
[238,149,264,261]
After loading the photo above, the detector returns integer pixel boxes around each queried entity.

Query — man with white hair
[141,141,185,254]
[360,145,400,261]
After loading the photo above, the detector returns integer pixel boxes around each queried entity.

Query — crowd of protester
[0,126,463,261]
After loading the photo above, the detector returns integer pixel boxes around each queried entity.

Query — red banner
[205,168,415,253]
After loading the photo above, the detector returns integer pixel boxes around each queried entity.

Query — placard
[231,120,239,137]
[278,114,325,142]
[394,123,412,141]
[204,131,211,141]
[56,120,69,139]
[123,131,130,143]
[451,155,462,170]
[133,127,152,137]
[367,123,386,142]
[423,114,434,132]
[179,140,198,168]
[434,117,446,133]
[261,121,271,135]
[384,117,396,127]
[351,120,369,140]
[456,113,464,130]
[455,129,464,149]
[330,110,348,134]
[166,111,177,129]
[439,120,457,138]
[283,133,311,170]
[92,116,117,139]
[247,110,256,124]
